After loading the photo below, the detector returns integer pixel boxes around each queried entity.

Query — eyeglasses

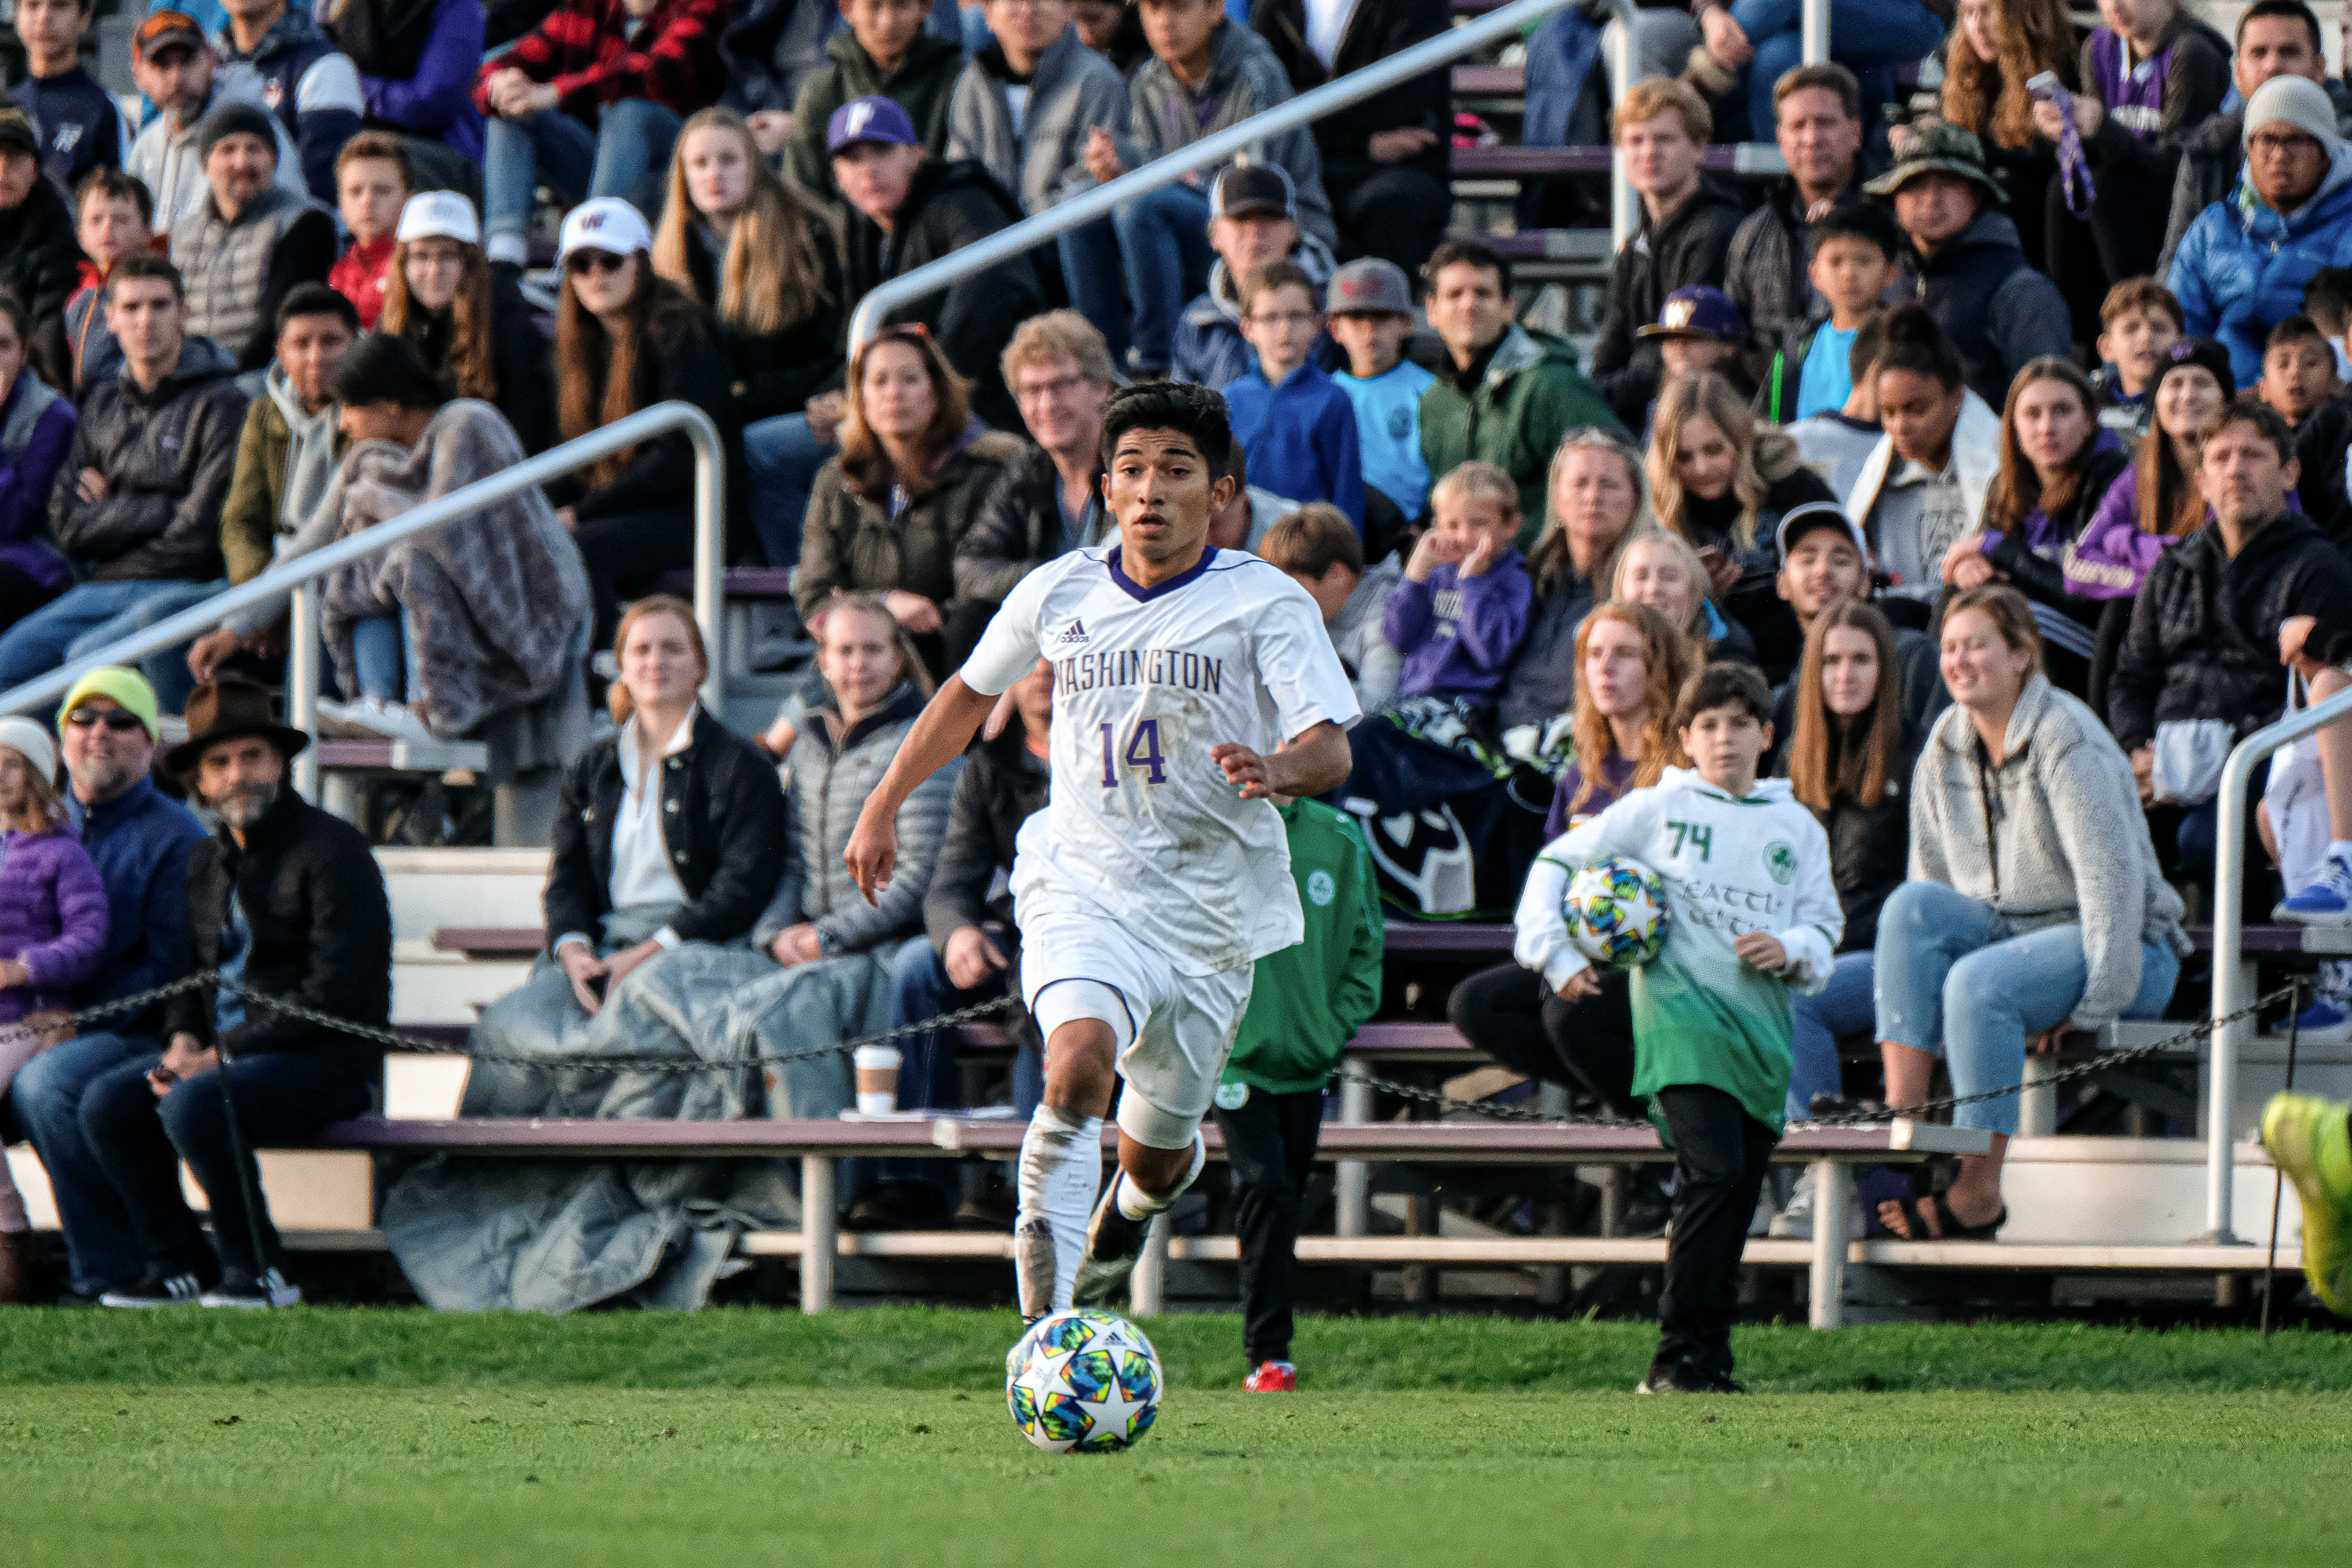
[65,707,145,733]
[565,251,632,276]
[1015,373,1097,403]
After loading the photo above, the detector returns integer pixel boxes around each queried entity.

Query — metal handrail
[0,401,727,802]
[2207,682,2352,1242]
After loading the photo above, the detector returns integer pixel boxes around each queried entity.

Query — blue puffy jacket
[2171,141,2352,389]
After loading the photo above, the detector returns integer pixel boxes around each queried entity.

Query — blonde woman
[1646,371,1835,602]
[1610,527,1760,665]
[653,108,846,569]
[1501,427,1658,737]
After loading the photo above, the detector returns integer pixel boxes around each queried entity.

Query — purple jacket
[2064,461,2303,600]
[0,820,110,1026]
[1385,552,1534,700]
[358,0,488,163]
[0,373,75,594]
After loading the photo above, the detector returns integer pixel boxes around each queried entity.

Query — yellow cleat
[2262,1092,2352,1315]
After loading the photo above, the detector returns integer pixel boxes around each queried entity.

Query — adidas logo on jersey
[1057,621,1088,645]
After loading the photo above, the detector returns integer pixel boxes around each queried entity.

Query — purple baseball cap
[1637,285,1745,343]
[828,96,920,155]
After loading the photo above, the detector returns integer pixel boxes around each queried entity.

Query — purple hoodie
[356,0,489,163]
[2063,460,2304,600]
[1385,550,1535,701]
[0,819,110,1026]
[0,373,75,595]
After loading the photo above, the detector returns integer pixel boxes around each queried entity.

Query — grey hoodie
[221,362,346,637]
[1331,551,1404,713]
[1909,673,2189,1032]
[946,28,1129,217]
[1116,19,1336,247]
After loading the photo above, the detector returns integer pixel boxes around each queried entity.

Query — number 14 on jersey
[1099,719,1169,786]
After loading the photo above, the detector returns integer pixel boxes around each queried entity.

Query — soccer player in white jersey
[844,383,1359,1317]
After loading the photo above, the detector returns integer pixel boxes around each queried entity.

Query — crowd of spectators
[11,0,2352,1300]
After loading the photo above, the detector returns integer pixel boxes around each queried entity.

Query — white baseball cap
[396,190,480,246]
[557,197,653,262]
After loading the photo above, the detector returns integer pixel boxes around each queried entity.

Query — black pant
[1211,1085,1324,1366]
[573,507,695,647]
[1446,961,1640,1118]
[1651,1083,1775,1383]
[1329,165,1452,280]
[79,1049,373,1278]
[2045,159,2170,349]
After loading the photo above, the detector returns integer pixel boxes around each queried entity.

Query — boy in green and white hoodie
[1515,664,1839,1394]
[1212,796,1383,1394]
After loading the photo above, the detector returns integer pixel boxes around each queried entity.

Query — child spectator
[328,132,414,332]
[1758,204,1898,425]
[1635,285,1745,433]
[60,170,154,398]
[1518,661,1839,1392]
[2090,275,2184,441]
[0,714,108,1303]
[14,0,128,199]
[1260,501,1402,712]
[1154,164,1337,393]
[1223,260,1364,531]
[786,0,965,212]
[2262,312,2352,544]
[1784,308,1888,504]
[1383,460,1532,709]
[1212,788,1381,1393]
[1326,258,1435,523]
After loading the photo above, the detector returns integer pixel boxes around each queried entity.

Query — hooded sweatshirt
[1114,19,1337,248]
[785,27,966,211]
[2171,137,2352,388]
[220,360,351,632]
[1418,322,1620,549]
[1171,228,1340,392]
[945,27,1129,218]
[1908,209,2075,410]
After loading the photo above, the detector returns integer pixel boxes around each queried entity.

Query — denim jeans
[1727,0,1944,144]
[10,1030,159,1295]
[79,1049,373,1278]
[348,612,415,702]
[1054,216,1132,368]
[742,413,833,570]
[0,577,225,719]
[484,98,684,248]
[1787,948,1872,1122]
[1872,880,2181,1136]
[861,936,1041,1199]
[1060,183,1214,373]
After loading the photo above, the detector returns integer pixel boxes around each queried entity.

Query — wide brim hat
[1863,121,2006,206]
[164,679,310,777]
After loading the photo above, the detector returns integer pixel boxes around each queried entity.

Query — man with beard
[78,680,389,1309]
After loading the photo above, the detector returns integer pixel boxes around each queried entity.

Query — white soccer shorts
[1021,901,1254,1149]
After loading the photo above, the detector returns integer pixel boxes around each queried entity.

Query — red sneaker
[1243,1361,1297,1392]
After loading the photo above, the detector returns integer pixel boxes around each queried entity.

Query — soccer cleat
[1243,1361,1298,1392]
[99,1266,212,1308]
[1072,1182,1154,1307]
[198,1269,302,1309]
[1637,1358,1747,1395]
[2262,1092,2352,1315]
[2275,854,2352,925]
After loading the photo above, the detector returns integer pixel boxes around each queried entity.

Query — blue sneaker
[2271,994,2352,1046]
[2275,854,2352,925]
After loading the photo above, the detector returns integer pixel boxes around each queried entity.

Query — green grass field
[5,1310,2351,1566]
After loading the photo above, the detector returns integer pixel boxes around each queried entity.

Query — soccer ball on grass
[1006,1308,1163,1453]
[1562,856,1669,970]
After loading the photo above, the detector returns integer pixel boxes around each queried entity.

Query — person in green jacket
[1211,795,1383,1393]
[785,0,966,213]
[1419,239,1621,551]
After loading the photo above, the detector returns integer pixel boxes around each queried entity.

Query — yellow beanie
[58,666,161,742]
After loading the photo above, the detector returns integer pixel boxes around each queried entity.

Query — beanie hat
[197,102,281,167]
[58,665,161,742]
[2154,336,2236,401]
[0,715,56,785]
[2244,75,2344,157]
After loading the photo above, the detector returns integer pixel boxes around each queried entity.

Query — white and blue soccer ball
[1006,1308,1163,1454]
[1563,856,1669,970]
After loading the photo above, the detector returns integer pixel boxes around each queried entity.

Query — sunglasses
[65,707,145,733]
[565,251,632,277]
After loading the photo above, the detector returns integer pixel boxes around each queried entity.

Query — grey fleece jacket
[756,683,964,956]
[1909,673,2188,1032]
[1115,19,1336,248]
[946,28,1129,217]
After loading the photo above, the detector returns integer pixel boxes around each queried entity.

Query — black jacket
[954,440,1102,607]
[1588,176,1744,425]
[2293,395,2352,554]
[681,217,847,428]
[405,272,559,455]
[1985,443,2132,633]
[1771,716,1924,954]
[49,334,248,583]
[1254,0,1449,191]
[922,716,1051,951]
[0,177,82,375]
[550,295,745,540]
[164,789,391,1071]
[544,707,787,948]
[2109,511,2352,751]
[841,158,1045,430]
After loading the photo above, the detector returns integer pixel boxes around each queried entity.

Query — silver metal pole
[1800,0,1829,65]
[1337,1070,1372,1238]
[802,1154,836,1313]
[693,424,726,713]
[288,585,321,802]
[846,0,1593,350]
[1603,4,1637,254]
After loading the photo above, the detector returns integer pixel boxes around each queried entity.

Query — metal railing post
[1801,0,1829,65]
[288,585,321,801]
[693,424,726,714]
[1603,2,1637,253]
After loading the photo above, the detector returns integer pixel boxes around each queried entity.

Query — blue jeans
[863,937,1041,1199]
[1872,880,2181,1137]
[484,98,684,247]
[742,413,833,570]
[11,1030,161,1295]
[1727,0,1944,143]
[348,612,414,702]
[1054,216,1132,368]
[1787,948,1871,1122]
[0,577,224,718]
[1060,183,1214,373]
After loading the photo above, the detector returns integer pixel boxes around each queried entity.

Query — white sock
[2328,841,2352,871]
[1014,1105,1102,1318]
[1113,1133,1207,1222]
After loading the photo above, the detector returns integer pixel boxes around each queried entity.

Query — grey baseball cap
[1327,258,1414,316]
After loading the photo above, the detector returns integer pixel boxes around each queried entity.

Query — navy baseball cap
[1637,285,1745,343]
[828,97,920,155]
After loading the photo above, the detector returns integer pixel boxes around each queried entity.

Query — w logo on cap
[1662,298,1696,330]
[581,211,606,230]
[845,101,876,139]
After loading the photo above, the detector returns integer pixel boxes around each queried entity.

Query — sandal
[1885,1192,2006,1241]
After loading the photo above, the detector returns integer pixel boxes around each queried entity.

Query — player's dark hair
[333,331,448,411]
[2268,312,2331,352]
[275,281,359,340]
[1874,305,1963,393]
[2303,267,2352,335]
[1808,202,1898,262]
[1672,661,1774,733]
[1099,381,1234,477]
[2239,0,2323,53]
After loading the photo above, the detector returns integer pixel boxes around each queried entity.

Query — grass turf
[6,1312,2352,1565]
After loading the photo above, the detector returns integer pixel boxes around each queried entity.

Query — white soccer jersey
[961,544,1362,976]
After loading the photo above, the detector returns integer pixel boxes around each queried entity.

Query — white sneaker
[198,1268,302,1309]
[1768,1169,1816,1239]
[349,699,439,746]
